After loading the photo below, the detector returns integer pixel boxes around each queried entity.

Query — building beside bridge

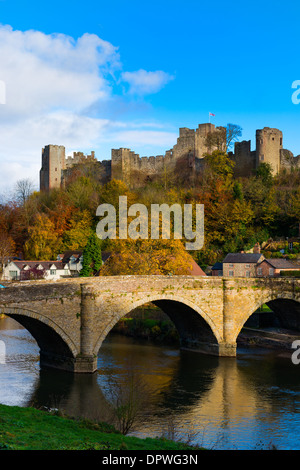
[213,252,300,278]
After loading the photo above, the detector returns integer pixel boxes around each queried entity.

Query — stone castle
[39,123,300,191]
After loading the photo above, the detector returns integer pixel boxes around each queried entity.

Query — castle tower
[40,145,66,191]
[256,127,283,175]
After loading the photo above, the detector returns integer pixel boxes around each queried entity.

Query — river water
[0,316,300,450]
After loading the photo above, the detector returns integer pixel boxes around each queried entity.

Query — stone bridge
[0,276,300,373]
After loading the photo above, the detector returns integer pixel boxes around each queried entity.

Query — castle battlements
[39,123,300,191]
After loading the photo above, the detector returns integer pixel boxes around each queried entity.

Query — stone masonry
[0,276,299,373]
[39,123,300,191]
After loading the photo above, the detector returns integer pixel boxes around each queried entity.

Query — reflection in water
[0,316,300,449]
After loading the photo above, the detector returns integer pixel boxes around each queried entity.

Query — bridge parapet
[0,276,299,372]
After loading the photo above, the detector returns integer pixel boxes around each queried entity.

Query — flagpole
[209,112,210,124]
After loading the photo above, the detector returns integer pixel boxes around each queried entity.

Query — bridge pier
[40,352,98,373]
[218,342,237,357]
[180,340,236,357]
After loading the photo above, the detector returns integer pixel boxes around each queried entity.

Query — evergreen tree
[80,233,102,277]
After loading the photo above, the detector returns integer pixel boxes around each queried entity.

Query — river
[0,315,300,450]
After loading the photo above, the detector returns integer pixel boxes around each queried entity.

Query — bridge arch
[93,293,223,356]
[1,307,78,365]
[234,291,300,340]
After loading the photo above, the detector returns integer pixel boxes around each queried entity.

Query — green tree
[256,162,273,187]
[80,232,102,277]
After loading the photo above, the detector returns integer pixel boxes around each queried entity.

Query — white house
[3,260,71,281]
[3,250,110,282]
[56,251,84,276]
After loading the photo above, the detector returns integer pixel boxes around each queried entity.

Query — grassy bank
[0,404,199,450]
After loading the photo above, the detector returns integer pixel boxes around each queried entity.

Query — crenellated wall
[39,124,300,191]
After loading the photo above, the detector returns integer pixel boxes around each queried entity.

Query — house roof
[188,260,206,276]
[223,253,263,264]
[10,261,64,271]
[61,251,83,263]
[212,262,223,270]
[261,258,300,270]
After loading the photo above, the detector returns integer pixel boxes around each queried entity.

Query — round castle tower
[256,127,283,175]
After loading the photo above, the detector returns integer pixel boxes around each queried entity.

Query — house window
[229,270,234,277]
[269,268,274,276]
[9,271,18,280]
[260,155,264,161]
[257,268,262,276]
[64,269,69,275]
[245,271,250,278]
[245,264,250,268]
[229,264,234,268]
[50,269,56,275]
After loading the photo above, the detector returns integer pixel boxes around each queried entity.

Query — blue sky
[0,0,300,191]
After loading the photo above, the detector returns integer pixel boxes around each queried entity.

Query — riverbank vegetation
[110,306,179,345]
[0,403,199,450]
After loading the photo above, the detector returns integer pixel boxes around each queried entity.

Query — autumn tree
[202,150,235,187]
[24,213,60,260]
[62,210,93,251]
[0,233,16,278]
[99,179,136,207]
[99,239,193,276]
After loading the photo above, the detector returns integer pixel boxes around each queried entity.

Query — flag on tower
[208,112,215,123]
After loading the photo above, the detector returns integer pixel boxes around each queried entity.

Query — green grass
[0,404,199,450]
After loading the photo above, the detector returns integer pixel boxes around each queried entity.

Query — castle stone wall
[40,145,66,191]
[39,123,300,191]
[256,127,283,175]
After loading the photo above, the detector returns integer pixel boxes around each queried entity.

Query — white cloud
[121,69,175,95]
[0,25,119,117]
[0,25,175,191]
